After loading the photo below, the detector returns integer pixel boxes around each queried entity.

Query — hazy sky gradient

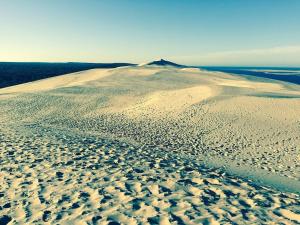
[1,0,300,66]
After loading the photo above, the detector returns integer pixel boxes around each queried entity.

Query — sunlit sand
[0,62,300,224]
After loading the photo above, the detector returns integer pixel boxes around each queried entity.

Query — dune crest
[122,86,215,118]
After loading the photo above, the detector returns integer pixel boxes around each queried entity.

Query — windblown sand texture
[0,65,300,224]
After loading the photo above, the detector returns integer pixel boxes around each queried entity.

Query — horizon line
[0,61,299,68]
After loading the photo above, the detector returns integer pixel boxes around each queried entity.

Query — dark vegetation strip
[0,62,135,88]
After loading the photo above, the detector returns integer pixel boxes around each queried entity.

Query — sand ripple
[0,125,299,224]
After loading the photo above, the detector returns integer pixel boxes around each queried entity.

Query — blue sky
[1,0,300,66]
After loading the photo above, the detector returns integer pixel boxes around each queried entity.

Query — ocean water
[200,66,300,85]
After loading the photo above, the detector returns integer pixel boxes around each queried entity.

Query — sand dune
[0,65,300,224]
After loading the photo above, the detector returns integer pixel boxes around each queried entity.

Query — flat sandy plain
[0,65,300,224]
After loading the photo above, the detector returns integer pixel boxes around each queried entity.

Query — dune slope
[0,66,300,224]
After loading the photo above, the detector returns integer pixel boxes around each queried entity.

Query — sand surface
[0,65,300,224]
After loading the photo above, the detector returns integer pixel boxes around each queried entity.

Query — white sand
[0,65,300,224]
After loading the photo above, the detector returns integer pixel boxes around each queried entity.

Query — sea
[199,67,300,85]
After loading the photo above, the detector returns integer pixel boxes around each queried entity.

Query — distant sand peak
[139,59,184,67]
